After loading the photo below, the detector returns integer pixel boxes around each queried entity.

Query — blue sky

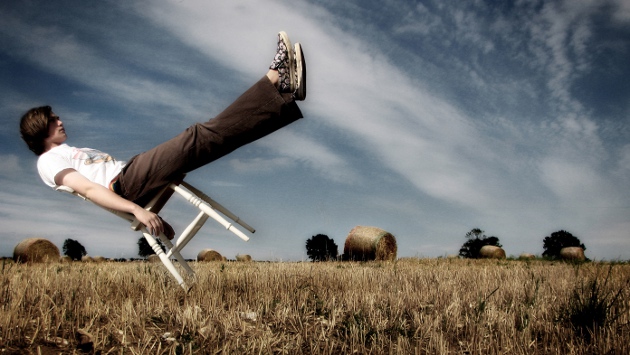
[1,0,629,261]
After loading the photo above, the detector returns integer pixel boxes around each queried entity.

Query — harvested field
[0,258,628,354]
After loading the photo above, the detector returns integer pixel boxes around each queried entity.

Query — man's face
[44,113,67,146]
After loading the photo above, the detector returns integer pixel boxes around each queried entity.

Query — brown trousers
[118,76,303,206]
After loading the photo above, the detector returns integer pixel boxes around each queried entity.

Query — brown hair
[20,106,54,156]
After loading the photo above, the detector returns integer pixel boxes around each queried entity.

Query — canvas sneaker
[269,31,296,93]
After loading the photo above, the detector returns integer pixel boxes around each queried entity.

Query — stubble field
[1,258,628,354]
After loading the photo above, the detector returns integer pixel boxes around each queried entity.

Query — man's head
[20,106,65,155]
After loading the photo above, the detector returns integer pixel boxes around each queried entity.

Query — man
[20,32,306,238]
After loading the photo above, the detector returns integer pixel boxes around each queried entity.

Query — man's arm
[55,169,168,237]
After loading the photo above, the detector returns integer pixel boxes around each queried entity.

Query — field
[1,258,628,354]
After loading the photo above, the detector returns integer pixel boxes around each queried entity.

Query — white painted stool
[56,177,254,290]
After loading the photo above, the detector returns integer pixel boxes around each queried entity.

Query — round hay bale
[147,254,161,263]
[60,255,73,263]
[519,253,536,260]
[479,245,506,259]
[560,247,585,261]
[197,249,223,262]
[13,238,60,263]
[236,254,252,262]
[343,226,397,261]
[81,255,94,263]
[92,256,107,263]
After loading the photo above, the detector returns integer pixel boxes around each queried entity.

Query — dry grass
[0,258,628,354]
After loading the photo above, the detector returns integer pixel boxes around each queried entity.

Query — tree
[62,238,87,261]
[305,234,338,261]
[542,230,586,259]
[458,228,502,259]
[137,237,165,258]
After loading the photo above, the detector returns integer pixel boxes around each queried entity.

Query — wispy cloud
[229,157,293,174]
[258,130,360,183]
[0,9,221,122]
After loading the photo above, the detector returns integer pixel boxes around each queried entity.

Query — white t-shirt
[37,144,126,189]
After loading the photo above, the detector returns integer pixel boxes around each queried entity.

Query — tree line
[62,228,587,262]
[304,229,588,261]
[62,237,166,261]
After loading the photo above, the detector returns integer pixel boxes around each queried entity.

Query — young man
[20,32,306,239]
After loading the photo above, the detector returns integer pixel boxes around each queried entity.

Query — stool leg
[142,229,188,290]
[170,211,209,254]
[159,234,195,276]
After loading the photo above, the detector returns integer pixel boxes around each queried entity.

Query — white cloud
[612,0,630,23]
[229,157,293,174]
[539,158,604,201]
[616,145,630,176]
[0,155,21,177]
[0,10,217,122]
[210,181,243,188]
[258,130,360,183]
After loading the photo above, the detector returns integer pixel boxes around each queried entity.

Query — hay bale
[560,247,585,261]
[236,254,252,262]
[519,253,536,260]
[92,256,107,263]
[81,255,94,263]
[479,245,506,259]
[13,238,60,263]
[147,255,161,263]
[343,226,397,261]
[197,249,223,262]
[60,255,73,263]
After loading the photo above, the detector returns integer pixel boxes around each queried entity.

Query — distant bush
[306,234,338,261]
[63,239,87,261]
[137,237,165,257]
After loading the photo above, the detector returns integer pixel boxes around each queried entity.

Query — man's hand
[132,207,175,239]
[132,206,164,236]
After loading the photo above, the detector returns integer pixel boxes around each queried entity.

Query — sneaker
[269,31,295,93]
[294,43,306,100]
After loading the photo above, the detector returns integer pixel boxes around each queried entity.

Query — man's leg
[119,75,303,205]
